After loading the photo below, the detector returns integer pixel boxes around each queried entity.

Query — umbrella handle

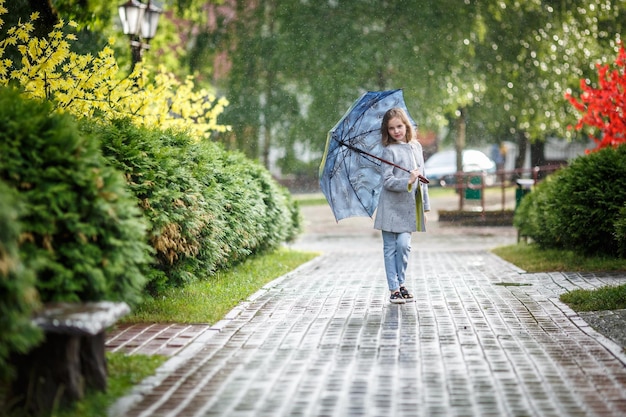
[392,165,430,184]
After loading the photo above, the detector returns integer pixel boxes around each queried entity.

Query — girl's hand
[409,169,420,184]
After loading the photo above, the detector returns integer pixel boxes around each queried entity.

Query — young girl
[373,107,430,304]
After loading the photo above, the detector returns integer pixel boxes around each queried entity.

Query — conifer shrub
[88,120,226,292]
[204,148,301,262]
[86,120,301,294]
[515,145,626,256]
[514,171,563,248]
[0,87,152,304]
[0,181,42,384]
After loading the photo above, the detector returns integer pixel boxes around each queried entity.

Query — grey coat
[373,141,430,233]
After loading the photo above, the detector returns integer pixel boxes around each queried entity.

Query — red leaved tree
[566,45,626,151]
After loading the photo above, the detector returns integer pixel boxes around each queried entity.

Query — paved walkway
[107,203,626,417]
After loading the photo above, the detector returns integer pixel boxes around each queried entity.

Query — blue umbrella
[319,89,423,222]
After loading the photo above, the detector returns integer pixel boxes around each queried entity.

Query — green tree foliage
[0,87,153,304]
[212,0,622,177]
[463,1,622,167]
[514,145,626,256]
[3,0,228,80]
[8,1,621,177]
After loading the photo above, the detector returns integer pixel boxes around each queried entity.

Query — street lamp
[118,0,163,67]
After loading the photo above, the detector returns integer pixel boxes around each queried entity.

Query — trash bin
[515,179,534,209]
[465,175,482,200]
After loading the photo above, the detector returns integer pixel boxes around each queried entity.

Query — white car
[424,149,497,187]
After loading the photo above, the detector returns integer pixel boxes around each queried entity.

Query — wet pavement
[106,200,626,417]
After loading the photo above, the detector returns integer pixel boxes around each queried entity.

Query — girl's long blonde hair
[380,107,416,147]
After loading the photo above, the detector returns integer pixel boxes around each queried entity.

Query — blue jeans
[382,231,411,292]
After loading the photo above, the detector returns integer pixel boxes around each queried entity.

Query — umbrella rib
[334,136,408,172]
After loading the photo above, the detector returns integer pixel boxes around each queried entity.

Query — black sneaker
[399,286,414,301]
[390,291,406,304]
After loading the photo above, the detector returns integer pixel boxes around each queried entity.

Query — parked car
[424,149,496,187]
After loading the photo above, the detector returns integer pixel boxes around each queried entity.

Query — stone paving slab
[106,323,216,357]
[108,242,626,417]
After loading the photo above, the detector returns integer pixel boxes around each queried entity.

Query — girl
[373,107,430,304]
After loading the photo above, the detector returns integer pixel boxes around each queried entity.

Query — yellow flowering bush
[0,1,229,139]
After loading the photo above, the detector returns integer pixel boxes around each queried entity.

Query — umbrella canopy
[319,89,418,222]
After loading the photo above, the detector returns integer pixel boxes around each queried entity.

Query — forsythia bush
[0,0,229,140]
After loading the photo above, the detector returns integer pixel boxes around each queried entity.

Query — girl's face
[387,117,407,142]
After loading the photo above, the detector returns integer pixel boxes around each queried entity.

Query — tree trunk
[455,107,467,173]
[530,140,546,167]
[514,130,529,181]
[514,131,527,169]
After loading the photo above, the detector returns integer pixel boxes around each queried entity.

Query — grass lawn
[492,243,626,273]
[126,247,319,324]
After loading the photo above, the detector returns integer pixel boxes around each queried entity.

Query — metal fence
[453,164,565,212]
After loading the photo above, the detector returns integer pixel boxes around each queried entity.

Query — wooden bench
[9,301,129,414]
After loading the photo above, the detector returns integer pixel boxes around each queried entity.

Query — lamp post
[118,0,162,67]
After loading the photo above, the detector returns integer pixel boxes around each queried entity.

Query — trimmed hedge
[514,145,626,257]
[0,87,153,304]
[81,118,301,294]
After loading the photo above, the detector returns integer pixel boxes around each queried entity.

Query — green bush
[515,145,626,256]
[86,120,218,292]
[0,87,152,304]
[84,120,301,293]
[514,172,563,247]
[0,181,42,383]
[200,149,301,261]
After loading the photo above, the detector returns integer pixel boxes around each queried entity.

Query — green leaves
[0,87,152,304]
[515,145,626,256]
[88,119,301,294]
